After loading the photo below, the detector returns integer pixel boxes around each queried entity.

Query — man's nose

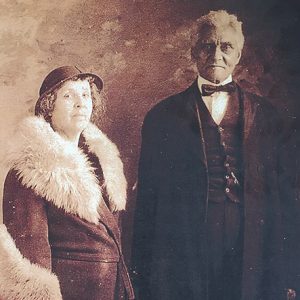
[212,45,222,61]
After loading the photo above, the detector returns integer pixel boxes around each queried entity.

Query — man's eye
[82,93,90,98]
[201,44,214,51]
[221,43,233,52]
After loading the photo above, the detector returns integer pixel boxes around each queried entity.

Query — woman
[0,66,134,300]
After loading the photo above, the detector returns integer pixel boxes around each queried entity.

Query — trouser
[206,199,243,300]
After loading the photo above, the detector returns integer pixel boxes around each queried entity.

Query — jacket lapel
[239,85,261,188]
[239,86,259,142]
[183,81,207,168]
[97,200,121,243]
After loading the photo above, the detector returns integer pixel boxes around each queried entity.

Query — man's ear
[191,46,198,61]
[236,50,242,64]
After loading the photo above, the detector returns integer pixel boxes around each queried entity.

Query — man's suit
[131,80,285,300]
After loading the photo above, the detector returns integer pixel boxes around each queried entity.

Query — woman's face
[51,79,93,138]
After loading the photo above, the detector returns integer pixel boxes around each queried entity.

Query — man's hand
[287,288,296,300]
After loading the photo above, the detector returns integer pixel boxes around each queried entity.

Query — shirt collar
[197,75,233,94]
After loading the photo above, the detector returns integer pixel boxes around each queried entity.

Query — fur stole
[4,116,127,224]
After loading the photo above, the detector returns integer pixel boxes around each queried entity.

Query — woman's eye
[64,94,70,98]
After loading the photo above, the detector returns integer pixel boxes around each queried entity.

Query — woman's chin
[73,119,89,130]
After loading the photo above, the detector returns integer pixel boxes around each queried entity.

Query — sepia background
[0,0,299,263]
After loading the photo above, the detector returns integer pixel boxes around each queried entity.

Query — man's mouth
[207,65,225,69]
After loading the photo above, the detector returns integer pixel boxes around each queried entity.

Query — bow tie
[201,82,236,96]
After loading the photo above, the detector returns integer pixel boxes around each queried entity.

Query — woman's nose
[75,95,85,108]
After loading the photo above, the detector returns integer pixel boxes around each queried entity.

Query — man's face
[192,25,241,83]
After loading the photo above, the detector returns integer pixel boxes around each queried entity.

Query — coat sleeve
[279,120,300,296]
[262,106,287,299]
[131,112,161,299]
[0,169,62,300]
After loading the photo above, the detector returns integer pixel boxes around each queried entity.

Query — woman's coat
[0,116,134,300]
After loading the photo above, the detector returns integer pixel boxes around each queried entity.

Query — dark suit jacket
[279,119,300,295]
[132,80,285,300]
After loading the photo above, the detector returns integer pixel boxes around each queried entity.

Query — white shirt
[197,75,233,125]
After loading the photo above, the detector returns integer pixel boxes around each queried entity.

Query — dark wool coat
[131,81,285,300]
[279,119,300,295]
[0,116,134,300]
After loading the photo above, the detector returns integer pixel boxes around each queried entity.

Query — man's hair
[191,10,245,53]
[36,76,106,124]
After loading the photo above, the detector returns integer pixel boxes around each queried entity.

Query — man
[132,10,286,300]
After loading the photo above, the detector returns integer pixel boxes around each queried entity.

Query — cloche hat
[35,66,103,115]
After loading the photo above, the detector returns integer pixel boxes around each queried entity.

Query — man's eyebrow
[220,42,234,48]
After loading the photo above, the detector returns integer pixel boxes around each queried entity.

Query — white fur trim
[83,123,127,211]
[5,116,127,224]
[0,224,62,300]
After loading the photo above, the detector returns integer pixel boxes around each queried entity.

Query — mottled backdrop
[0,0,299,262]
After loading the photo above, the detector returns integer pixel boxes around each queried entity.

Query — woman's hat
[35,66,103,115]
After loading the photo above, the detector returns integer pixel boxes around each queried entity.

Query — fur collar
[5,116,127,224]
